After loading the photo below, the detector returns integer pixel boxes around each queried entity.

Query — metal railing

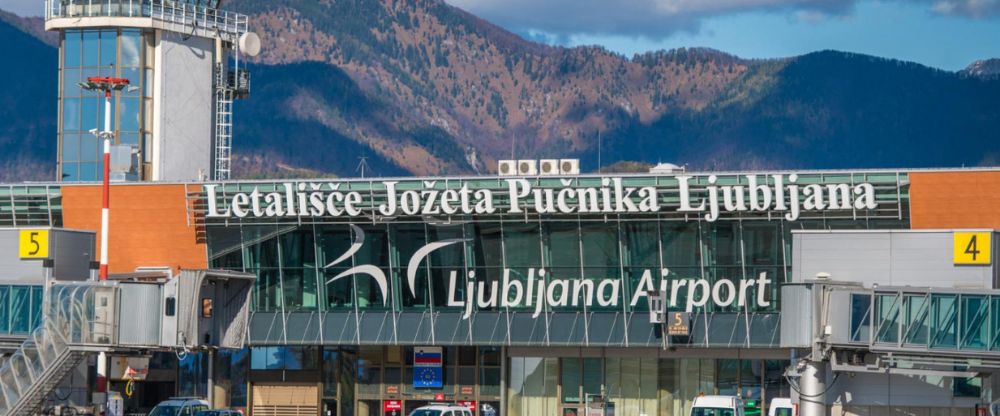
[0,283,118,416]
[45,0,249,39]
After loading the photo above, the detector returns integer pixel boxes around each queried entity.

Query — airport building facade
[3,168,1000,416]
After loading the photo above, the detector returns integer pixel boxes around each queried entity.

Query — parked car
[691,395,745,416]
[148,398,209,416]
[768,398,794,416]
[408,403,473,416]
[194,410,241,416]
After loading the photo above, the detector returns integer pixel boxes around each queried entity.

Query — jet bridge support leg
[799,361,829,416]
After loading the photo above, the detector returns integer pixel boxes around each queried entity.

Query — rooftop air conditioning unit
[559,159,581,175]
[498,160,517,176]
[539,159,560,175]
[517,160,538,176]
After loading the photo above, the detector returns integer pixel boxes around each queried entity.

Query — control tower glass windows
[58,28,151,182]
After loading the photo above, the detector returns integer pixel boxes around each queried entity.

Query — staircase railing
[0,283,116,416]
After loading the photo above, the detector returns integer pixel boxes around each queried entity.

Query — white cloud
[444,0,999,39]
[1,0,43,16]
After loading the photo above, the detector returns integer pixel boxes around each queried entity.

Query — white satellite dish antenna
[239,32,262,57]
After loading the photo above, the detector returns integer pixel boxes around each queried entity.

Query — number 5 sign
[953,232,991,265]
[18,229,50,260]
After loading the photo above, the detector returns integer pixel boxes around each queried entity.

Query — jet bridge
[0,269,254,416]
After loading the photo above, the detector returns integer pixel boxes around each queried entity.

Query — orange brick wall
[61,183,207,274]
[909,171,1000,229]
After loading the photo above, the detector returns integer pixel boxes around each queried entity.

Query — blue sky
[6,0,999,71]
[446,0,1000,71]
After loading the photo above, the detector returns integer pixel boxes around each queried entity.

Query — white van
[691,395,745,416]
[768,398,794,416]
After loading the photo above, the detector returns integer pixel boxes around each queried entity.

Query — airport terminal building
[5,167,999,416]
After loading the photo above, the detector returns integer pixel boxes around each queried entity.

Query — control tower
[45,0,259,182]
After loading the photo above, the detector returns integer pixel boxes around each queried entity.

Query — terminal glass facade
[197,173,908,416]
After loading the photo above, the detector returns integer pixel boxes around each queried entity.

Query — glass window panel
[245,231,279,268]
[79,162,99,182]
[992,298,1000,351]
[121,68,141,96]
[931,294,958,348]
[356,225,390,268]
[623,222,658,266]
[504,223,541,267]
[317,224,352,268]
[80,134,99,163]
[62,134,81,163]
[662,222,700,267]
[954,376,982,398]
[100,30,117,68]
[903,295,929,346]
[281,231,316,269]
[875,294,900,344]
[119,97,141,132]
[961,295,988,350]
[30,286,42,329]
[480,367,501,396]
[743,223,779,266]
[396,224,429,309]
[11,287,31,333]
[458,346,476,366]
[0,287,9,333]
[62,98,81,133]
[706,222,741,266]
[427,225,464,268]
[253,269,282,312]
[481,346,500,366]
[82,31,99,67]
[61,162,79,182]
[547,222,580,268]
[560,358,581,403]
[851,295,873,343]
[281,268,317,311]
[120,30,141,68]
[119,133,139,147]
[62,70,82,98]
[251,347,282,370]
[582,358,602,400]
[64,31,82,68]
[473,223,503,268]
[324,267,354,309]
[458,367,476,386]
[81,96,99,132]
[580,223,619,268]
[356,267,389,309]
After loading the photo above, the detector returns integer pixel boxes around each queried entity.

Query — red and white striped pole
[80,76,127,281]
[99,88,111,281]
[79,77,127,403]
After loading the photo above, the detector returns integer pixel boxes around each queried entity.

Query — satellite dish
[239,32,262,57]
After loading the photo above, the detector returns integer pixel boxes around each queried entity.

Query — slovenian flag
[415,348,442,367]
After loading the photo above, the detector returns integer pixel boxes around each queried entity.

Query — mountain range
[1,0,999,181]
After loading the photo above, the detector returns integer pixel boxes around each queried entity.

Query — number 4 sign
[18,229,50,260]
[953,232,992,265]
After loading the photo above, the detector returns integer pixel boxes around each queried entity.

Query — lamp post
[78,76,129,282]
[78,76,128,406]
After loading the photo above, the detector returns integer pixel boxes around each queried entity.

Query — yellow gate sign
[953,232,991,265]
[18,229,50,259]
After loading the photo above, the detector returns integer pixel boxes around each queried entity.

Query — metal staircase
[0,284,113,416]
